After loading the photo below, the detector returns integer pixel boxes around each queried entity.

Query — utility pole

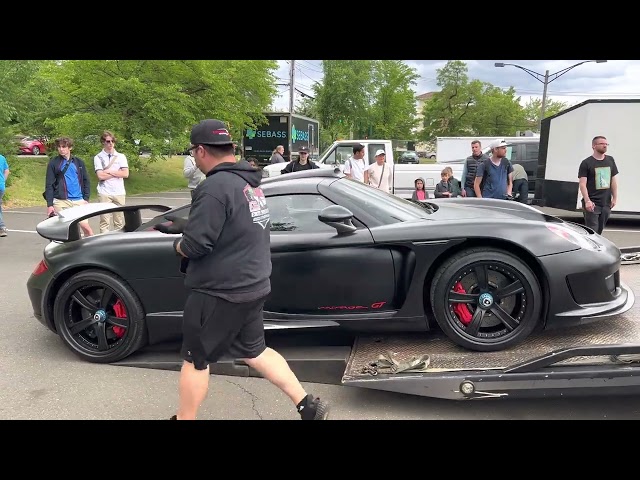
[289,60,296,114]
[539,70,549,132]
[495,61,607,132]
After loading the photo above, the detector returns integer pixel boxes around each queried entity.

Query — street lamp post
[494,60,607,131]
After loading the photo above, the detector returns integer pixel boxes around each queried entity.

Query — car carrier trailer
[116,263,640,401]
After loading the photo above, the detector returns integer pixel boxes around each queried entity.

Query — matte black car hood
[427,198,556,223]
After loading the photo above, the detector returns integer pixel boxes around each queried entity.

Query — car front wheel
[430,247,542,352]
[53,270,147,363]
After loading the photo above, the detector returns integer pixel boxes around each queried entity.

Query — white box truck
[534,99,639,215]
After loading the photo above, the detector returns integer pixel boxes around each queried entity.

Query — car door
[132,205,191,316]
[320,144,358,171]
[265,193,397,318]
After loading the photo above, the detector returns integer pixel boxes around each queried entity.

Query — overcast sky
[271,60,639,111]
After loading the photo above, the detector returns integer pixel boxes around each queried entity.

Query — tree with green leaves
[418,60,560,139]
[419,60,478,139]
[522,97,570,128]
[367,60,420,139]
[314,60,374,140]
[35,60,279,167]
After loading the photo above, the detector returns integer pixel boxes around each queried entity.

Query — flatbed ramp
[339,265,640,399]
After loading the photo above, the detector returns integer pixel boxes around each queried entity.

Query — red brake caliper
[452,282,473,326]
[112,299,127,339]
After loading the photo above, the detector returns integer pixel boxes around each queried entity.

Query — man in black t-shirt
[577,135,619,234]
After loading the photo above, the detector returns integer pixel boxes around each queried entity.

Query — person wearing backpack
[43,136,94,237]
[342,143,367,182]
[473,139,514,200]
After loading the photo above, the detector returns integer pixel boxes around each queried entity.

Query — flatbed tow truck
[116,259,640,401]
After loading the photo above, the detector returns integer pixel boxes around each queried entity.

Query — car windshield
[329,178,436,224]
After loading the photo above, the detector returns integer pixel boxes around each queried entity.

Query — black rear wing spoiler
[36,202,172,242]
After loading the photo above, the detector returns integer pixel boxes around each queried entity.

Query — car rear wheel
[430,247,542,352]
[32,146,40,155]
[53,270,147,363]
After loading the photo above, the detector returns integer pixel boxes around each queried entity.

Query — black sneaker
[297,394,330,420]
[169,415,177,420]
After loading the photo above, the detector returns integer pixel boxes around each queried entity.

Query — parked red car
[16,135,47,155]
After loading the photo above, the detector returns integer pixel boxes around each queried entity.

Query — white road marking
[6,229,38,234]
[2,211,45,215]
[129,196,190,201]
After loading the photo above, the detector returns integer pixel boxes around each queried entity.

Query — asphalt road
[3,192,640,420]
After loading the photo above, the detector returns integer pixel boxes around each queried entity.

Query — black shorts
[181,291,267,370]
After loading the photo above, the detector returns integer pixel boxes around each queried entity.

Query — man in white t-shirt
[342,143,367,182]
[365,149,392,193]
[94,131,129,233]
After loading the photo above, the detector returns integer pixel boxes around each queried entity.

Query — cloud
[272,60,640,111]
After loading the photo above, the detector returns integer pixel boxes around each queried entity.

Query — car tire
[53,269,147,363]
[430,247,542,352]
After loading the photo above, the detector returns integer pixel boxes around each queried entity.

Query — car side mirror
[318,205,357,235]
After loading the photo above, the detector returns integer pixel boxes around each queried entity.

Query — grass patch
[4,155,190,208]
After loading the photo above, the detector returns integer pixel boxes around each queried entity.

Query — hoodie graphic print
[243,184,270,229]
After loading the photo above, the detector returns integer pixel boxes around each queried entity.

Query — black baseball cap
[190,119,234,146]
[299,146,310,153]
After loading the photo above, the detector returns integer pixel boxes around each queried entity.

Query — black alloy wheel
[53,270,147,363]
[430,248,542,352]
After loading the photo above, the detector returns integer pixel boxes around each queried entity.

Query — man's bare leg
[80,220,93,237]
[243,347,330,419]
[243,347,307,404]
[175,361,210,420]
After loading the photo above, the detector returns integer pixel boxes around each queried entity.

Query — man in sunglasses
[93,131,129,233]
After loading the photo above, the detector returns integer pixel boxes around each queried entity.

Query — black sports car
[26,168,634,364]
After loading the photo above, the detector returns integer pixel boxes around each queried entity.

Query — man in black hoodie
[155,119,329,421]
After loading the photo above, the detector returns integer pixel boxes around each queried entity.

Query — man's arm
[108,155,129,178]
[176,193,227,260]
[80,160,91,201]
[474,162,485,198]
[183,156,198,178]
[280,161,294,175]
[461,160,468,186]
[577,160,593,210]
[610,158,619,208]
[94,155,111,181]
[44,160,57,207]
[343,159,352,179]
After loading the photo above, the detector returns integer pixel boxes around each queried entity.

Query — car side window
[367,144,386,165]
[267,194,337,233]
[505,145,519,163]
[525,143,539,161]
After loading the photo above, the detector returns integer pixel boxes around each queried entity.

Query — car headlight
[546,224,601,250]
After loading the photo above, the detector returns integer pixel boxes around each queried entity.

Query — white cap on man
[375,149,386,156]
[491,139,508,149]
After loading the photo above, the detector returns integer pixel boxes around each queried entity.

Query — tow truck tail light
[32,259,48,276]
